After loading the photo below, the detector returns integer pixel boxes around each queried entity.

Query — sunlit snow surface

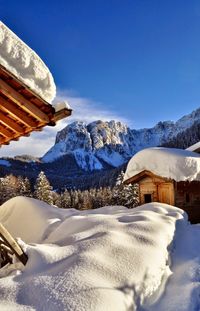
[0,196,193,311]
[0,21,56,102]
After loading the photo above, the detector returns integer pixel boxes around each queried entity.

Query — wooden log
[52,108,72,122]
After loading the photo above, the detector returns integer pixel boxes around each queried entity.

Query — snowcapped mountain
[42,108,200,171]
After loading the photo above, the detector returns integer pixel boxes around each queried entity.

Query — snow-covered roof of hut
[0,21,56,102]
[124,147,200,183]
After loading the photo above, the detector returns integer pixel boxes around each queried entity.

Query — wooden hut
[124,148,200,223]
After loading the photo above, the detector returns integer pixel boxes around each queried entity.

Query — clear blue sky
[1,0,200,129]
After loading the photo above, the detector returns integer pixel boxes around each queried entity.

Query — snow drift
[0,21,56,102]
[0,196,186,310]
[124,147,200,182]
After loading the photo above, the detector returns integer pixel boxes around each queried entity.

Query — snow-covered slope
[42,108,200,170]
[124,147,200,182]
[0,21,56,102]
[0,197,186,310]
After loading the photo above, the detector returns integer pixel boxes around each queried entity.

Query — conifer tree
[18,176,32,197]
[34,171,53,205]
[112,171,139,208]
[60,189,71,208]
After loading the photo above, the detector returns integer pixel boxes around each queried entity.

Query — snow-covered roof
[186,141,200,153]
[0,21,56,102]
[124,147,200,182]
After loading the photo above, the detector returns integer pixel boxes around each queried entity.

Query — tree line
[0,171,139,210]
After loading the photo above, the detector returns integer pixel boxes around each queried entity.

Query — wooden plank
[0,96,38,128]
[0,223,28,266]
[0,111,24,133]
[0,78,50,123]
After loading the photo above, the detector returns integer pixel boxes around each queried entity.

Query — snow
[96,147,125,167]
[124,147,200,182]
[0,197,186,310]
[74,149,103,170]
[0,159,11,167]
[53,101,71,112]
[146,222,200,311]
[0,21,56,103]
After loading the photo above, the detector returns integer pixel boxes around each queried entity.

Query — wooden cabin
[124,148,200,223]
[124,170,200,223]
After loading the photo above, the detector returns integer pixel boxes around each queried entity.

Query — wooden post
[0,224,28,266]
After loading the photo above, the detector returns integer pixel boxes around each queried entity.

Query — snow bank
[0,197,186,310]
[124,147,200,182]
[0,21,56,102]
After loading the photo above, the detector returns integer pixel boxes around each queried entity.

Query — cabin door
[158,183,174,205]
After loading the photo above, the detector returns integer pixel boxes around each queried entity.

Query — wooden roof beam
[0,111,24,133]
[0,96,39,128]
[0,78,50,123]
[52,108,72,123]
[0,124,13,138]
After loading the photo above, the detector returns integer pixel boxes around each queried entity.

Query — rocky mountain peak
[42,108,200,171]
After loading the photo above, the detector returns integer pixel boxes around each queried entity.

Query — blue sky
[1,0,200,156]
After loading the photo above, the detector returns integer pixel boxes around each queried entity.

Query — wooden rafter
[0,96,38,128]
[0,78,50,123]
[0,111,24,133]
[52,108,72,122]
[0,124,13,138]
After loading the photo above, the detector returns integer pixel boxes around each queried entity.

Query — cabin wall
[175,181,200,223]
[139,176,175,205]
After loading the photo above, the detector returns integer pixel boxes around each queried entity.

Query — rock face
[42,108,200,171]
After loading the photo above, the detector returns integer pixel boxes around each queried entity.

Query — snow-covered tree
[34,171,53,205]
[0,174,19,202]
[60,189,71,208]
[18,176,32,197]
[112,171,139,208]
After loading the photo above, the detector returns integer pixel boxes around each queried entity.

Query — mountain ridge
[42,107,200,171]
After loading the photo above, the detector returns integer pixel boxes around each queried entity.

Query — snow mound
[124,147,200,182]
[0,196,76,243]
[0,21,56,102]
[0,197,186,310]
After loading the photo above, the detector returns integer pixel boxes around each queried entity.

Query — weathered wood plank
[0,224,28,266]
